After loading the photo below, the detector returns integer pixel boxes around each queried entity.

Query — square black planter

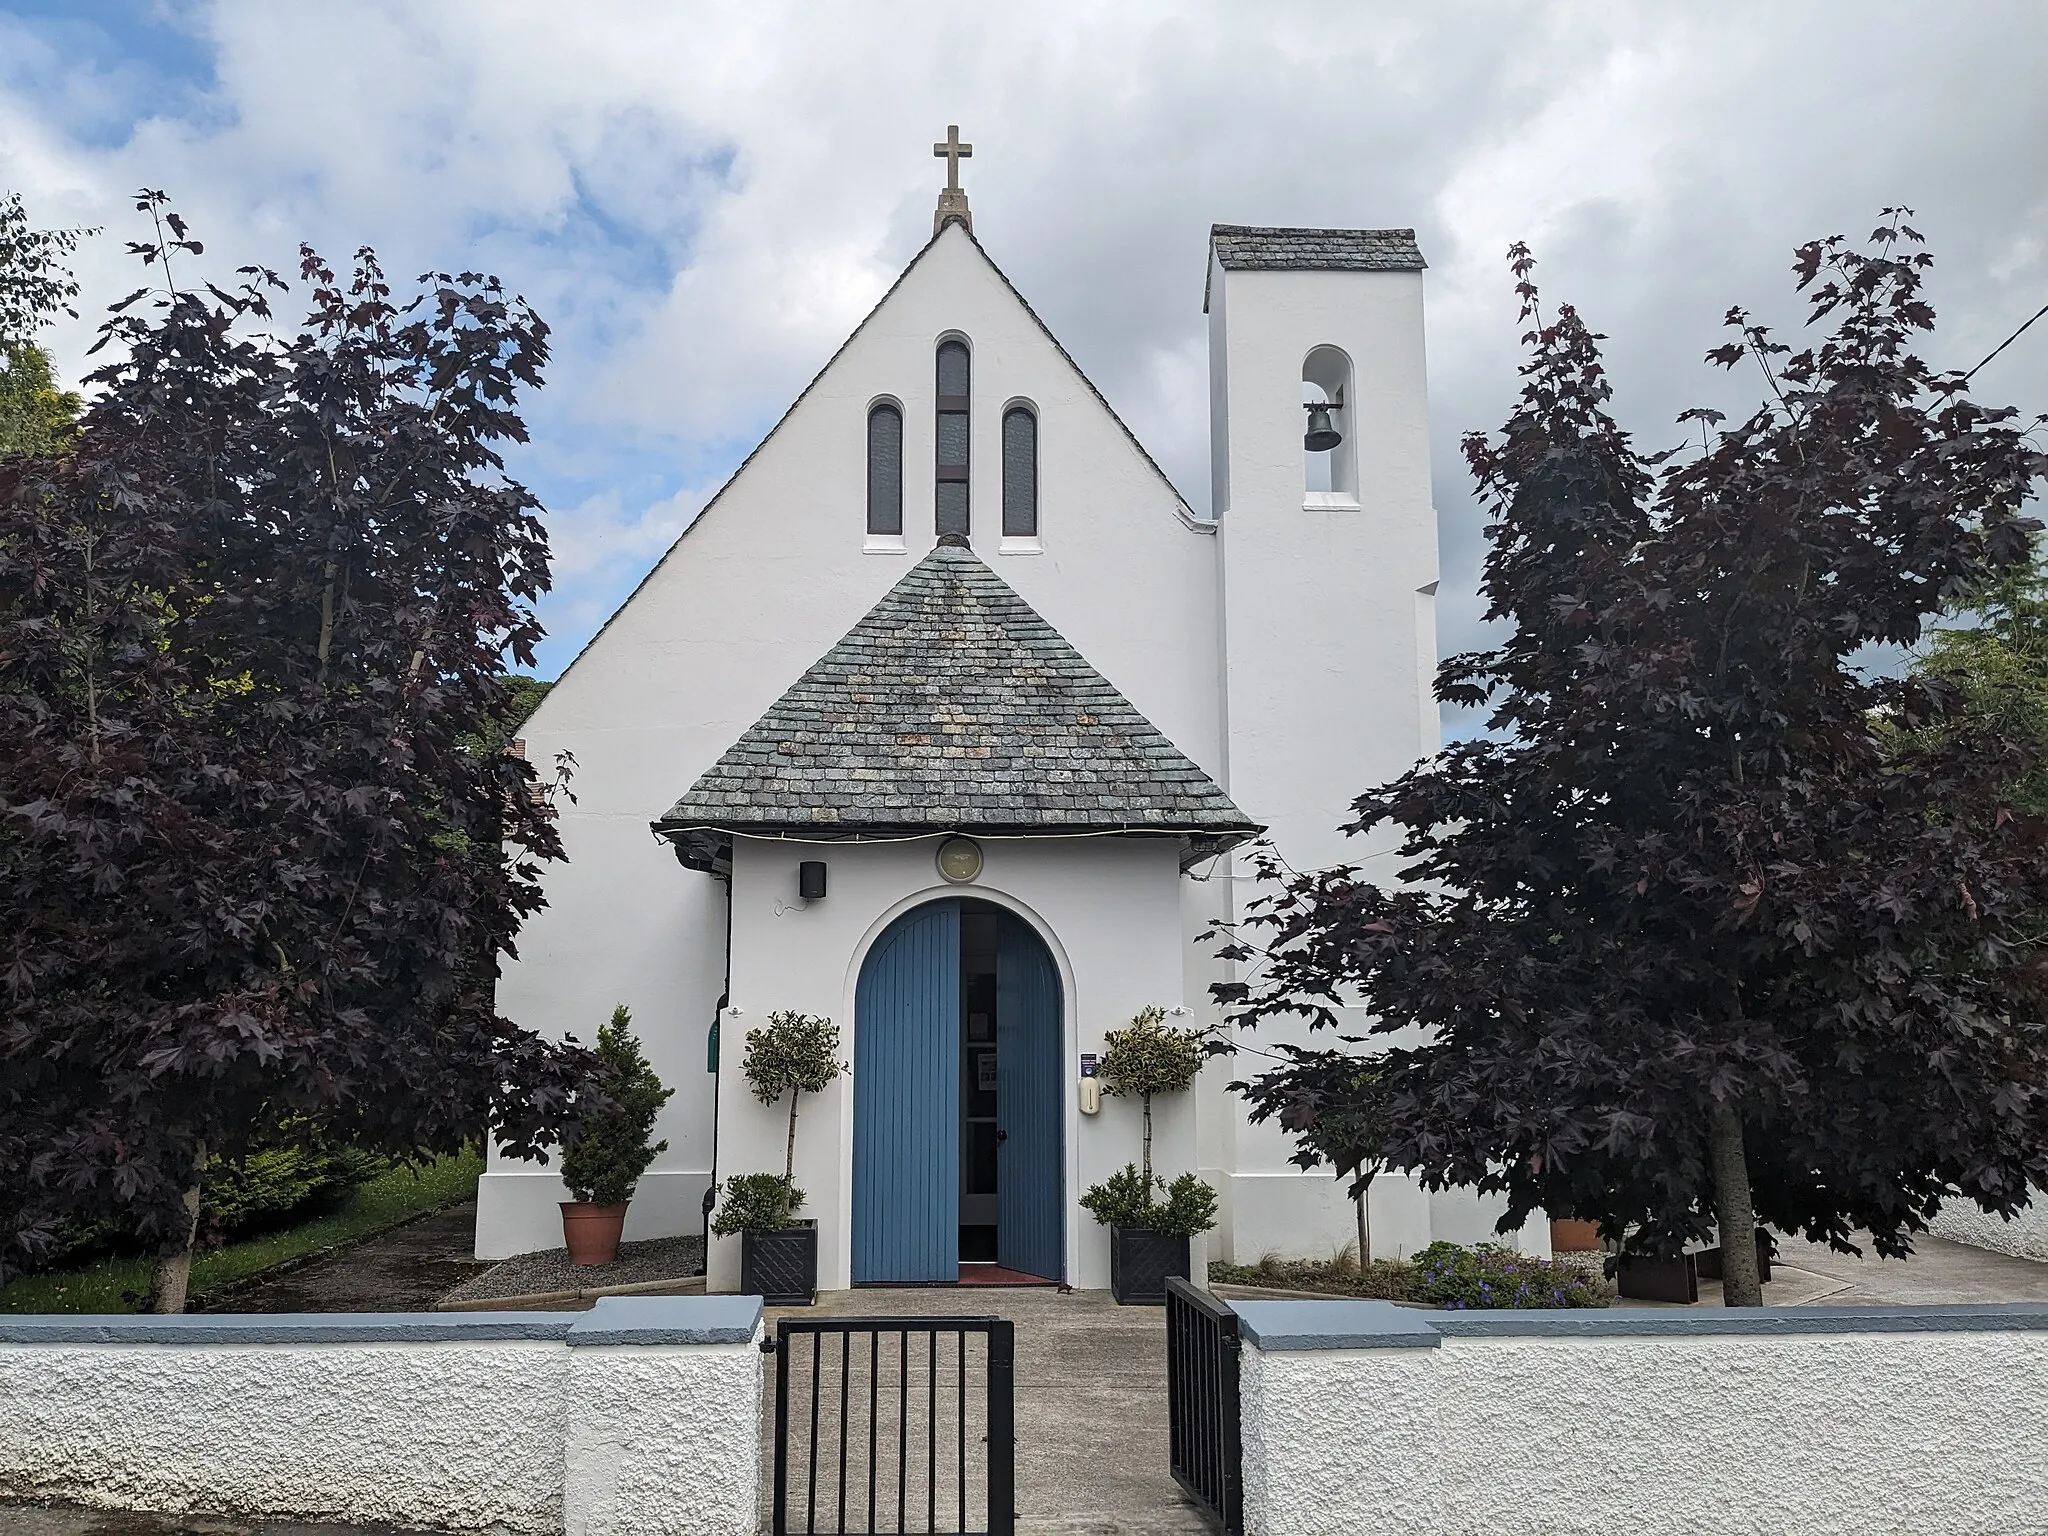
[1615,1251,1699,1303]
[1109,1226,1189,1306]
[1694,1230,1775,1285]
[741,1221,817,1305]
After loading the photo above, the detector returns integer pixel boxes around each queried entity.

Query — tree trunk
[144,1144,207,1315]
[1140,1092,1153,1189]
[1707,1102,1764,1307]
[1354,1184,1370,1269]
[784,1090,799,1187]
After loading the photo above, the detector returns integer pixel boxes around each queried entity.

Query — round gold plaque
[935,836,983,884]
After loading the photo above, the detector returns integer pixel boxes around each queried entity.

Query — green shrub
[709,1172,805,1236]
[202,1142,387,1242]
[560,1005,674,1205]
[28,1132,386,1272]
[1080,1164,1218,1236]
[1208,1255,1422,1302]
[1412,1241,1606,1309]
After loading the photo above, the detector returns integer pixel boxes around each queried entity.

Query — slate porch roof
[654,539,1261,873]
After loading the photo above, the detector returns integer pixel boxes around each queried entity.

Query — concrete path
[1596,1231,2048,1308]
[198,1204,488,1315]
[1773,1231,2048,1305]
[765,1287,1211,1536]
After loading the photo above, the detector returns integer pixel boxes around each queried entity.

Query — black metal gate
[768,1316,1015,1535]
[1165,1278,1242,1534]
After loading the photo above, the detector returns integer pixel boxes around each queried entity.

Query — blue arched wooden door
[852,901,960,1283]
[996,913,1064,1280]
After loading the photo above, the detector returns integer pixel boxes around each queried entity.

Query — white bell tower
[1203,225,1456,1263]
[1208,225,1439,870]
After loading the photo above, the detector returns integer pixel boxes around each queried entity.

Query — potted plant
[1082,1164,1219,1304]
[558,1005,674,1265]
[711,1172,814,1303]
[710,1009,841,1303]
[1085,1006,1217,1303]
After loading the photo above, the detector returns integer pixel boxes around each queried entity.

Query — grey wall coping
[565,1294,763,1346]
[0,1312,576,1346]
[0,1295,766,1348]
[1427,1302,2048,1338]
[1232,1299,1443,1351]
[1232,1299,2048,1350]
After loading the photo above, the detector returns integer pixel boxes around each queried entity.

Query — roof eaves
[652,817,1264,873]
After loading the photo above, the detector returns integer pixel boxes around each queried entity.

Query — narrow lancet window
[935,338,971,536]
[1001,405,1037,538]
[867,402,903,536]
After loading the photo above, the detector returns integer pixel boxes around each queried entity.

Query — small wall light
[798,860,827,901]
[1304,400,1343,452]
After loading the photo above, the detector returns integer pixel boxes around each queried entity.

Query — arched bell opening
[1302,344,1359,503]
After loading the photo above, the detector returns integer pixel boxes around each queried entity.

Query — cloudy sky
[4,2,2044,710]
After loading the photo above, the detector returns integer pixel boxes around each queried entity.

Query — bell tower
[1202,224,1445,1263]
[1207,225,1439,872]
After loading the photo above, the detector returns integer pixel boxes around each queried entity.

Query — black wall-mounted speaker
[798,860,827,901]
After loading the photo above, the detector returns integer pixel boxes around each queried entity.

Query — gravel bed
[441,1233,704,1303]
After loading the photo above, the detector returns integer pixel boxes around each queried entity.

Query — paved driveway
[766,1286,1213,1536]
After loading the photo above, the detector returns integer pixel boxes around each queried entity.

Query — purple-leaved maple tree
[1220,214,2048,1306]
[0,196,594,1310]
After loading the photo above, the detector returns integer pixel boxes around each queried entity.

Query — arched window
[935,338,971,537]
[1302,344,1358,507]
[867,401,903,537]
[1001,404,1038,539]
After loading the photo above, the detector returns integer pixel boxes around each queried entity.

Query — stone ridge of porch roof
[652,537,1261,874]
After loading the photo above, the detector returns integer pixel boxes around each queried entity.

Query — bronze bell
[1303,401,1343,452]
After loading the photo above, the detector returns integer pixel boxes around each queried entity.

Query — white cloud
[2,0,2042,685]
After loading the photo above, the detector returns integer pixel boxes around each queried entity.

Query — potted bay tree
[711,1009,841,1303]
[1083,1006,1218,1303]
[558,1005,674,1265]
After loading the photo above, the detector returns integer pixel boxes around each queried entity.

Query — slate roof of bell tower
[654,539,1259,871]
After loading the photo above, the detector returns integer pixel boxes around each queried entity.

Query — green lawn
[0,1149,483,1315]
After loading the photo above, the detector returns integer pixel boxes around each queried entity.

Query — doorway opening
[960,903,1002,1265]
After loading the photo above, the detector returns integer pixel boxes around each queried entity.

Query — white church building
[478,143,1549,1290]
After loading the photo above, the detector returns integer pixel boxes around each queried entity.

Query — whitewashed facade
[480,196,1547,1288]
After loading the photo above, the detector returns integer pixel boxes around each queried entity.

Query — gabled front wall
[712,834,1195,1294]
[479,225,1220,1259]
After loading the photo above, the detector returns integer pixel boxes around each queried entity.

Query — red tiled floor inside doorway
[957,1263,1057,1286]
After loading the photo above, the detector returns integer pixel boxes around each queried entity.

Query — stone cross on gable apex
[932,124,973,235]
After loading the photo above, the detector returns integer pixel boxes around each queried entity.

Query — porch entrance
[852,899,1064,1285]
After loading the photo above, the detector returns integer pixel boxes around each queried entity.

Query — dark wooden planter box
[1694,1230,1775,1284]
[1109,1227,1189,1306]
[741,1221,817,1305]
[1616,1251,1699,1304]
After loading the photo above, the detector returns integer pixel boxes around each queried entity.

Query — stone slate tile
[1209,224,1426,272]
[656,543,1258,840]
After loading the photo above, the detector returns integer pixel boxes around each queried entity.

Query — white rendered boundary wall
[0,1295,763,1536]
[1232,1298,2048,1536]
[1929,1190,2048,1262]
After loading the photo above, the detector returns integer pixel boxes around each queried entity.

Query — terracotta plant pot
[559,1201,628,1266]
[1550,1217,1602,1253]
